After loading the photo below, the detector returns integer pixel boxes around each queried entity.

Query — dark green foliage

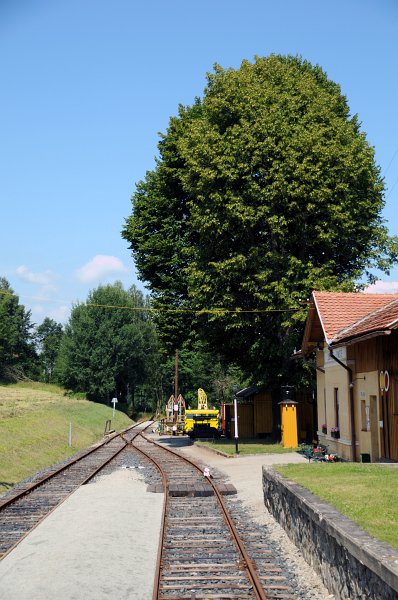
[123,55,398,386]
[0,278,37,381]
[35,318,63,383]
[56,282,161,409]
[160,338,249,409]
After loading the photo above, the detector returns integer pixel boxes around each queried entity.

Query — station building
[299,291,398,462]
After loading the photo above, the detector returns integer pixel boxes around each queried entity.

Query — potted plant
[331,426,340,439]
[321,423,327,434]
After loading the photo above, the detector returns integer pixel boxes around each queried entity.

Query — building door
[380,391,392,459]
[369,396,379,462]
[237,404,254,438]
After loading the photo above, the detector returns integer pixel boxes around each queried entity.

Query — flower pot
[322,427,327,434]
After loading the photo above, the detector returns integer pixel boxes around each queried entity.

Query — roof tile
[312,291,398,344]
[333,296,398,343]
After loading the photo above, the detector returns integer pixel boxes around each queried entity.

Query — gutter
[332,329,391,349]
[328,346,357,462]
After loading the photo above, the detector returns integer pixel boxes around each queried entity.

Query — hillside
[0,382,133,496]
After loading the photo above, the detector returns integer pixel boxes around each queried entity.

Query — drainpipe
[328,346,357,462]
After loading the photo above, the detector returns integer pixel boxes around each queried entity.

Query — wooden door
[237,404,254,438]
[380,391,392,459]
[369,395,379,462]
[254,394,273,435]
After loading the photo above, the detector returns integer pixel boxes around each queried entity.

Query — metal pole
[68,422,72,447]
[175,349,179,401]
[233,388,239,454]
[173,349,179,435]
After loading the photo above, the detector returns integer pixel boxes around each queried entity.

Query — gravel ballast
[177,440,335,600]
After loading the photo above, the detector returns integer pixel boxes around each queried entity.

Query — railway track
[0,420,149,560]
[1,422,296,599]
[132,431,295,600]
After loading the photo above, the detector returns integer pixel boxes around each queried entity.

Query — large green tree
[56,282,160,409]
[123,55,397,385]
[35,318,63,383]
[0,278,37,380]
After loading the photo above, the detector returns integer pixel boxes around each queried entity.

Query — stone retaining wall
[262,466,398,600]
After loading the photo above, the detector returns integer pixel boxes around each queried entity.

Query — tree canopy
[35,318,63,383]
[56,282,160,408]
[160,338,249,409]
[0,278,36,381]
[123,55,398,385]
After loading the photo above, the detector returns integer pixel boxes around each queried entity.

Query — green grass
[195,438,299,455]
[275,463,398,550]
[0,383,133,496]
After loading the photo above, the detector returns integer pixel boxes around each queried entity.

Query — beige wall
[316,347,353,460]
[316,345,382,461]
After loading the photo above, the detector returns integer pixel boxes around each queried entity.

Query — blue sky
[1,0,398,325]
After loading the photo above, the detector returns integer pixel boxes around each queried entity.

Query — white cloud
[48,305,70,323]
[30,304,70,325]
[15,266,58,319]
[75,255,129,284]
[16,265,56,286]
[365,280,398,294]
[31,304,45,317]
[30,285,58,300]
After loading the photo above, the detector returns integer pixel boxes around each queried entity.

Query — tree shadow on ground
[157,436,193,449]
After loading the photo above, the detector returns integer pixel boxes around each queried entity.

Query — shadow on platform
[156,436,193,449]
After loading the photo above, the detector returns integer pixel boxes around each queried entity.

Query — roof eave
[312,291,331,345]
[330,329,392,349]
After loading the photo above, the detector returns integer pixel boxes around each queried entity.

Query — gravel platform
[0,454,163,600]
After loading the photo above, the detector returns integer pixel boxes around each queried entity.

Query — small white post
[233,384,239,454]
[112,397,118,418]
[234,396,239,439]
[68,422,72,447]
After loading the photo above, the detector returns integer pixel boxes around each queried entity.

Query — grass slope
[0,382,133,496]
[275,463,398,550]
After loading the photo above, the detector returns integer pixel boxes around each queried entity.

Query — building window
[334,388,340,430]
[361,400,367,431]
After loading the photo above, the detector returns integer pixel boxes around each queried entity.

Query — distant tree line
[0,277,62,383]
[0,278,245,414]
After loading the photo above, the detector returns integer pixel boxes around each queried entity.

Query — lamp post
[233,384,239,454]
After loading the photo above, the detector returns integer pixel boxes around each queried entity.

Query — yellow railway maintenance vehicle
[184,388,220,439]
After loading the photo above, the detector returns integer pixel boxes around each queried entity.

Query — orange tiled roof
[333,296,398,344]
[312,291,398,345]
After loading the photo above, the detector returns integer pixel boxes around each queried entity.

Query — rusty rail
[132,426,269,600]
[0,419,151,559]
